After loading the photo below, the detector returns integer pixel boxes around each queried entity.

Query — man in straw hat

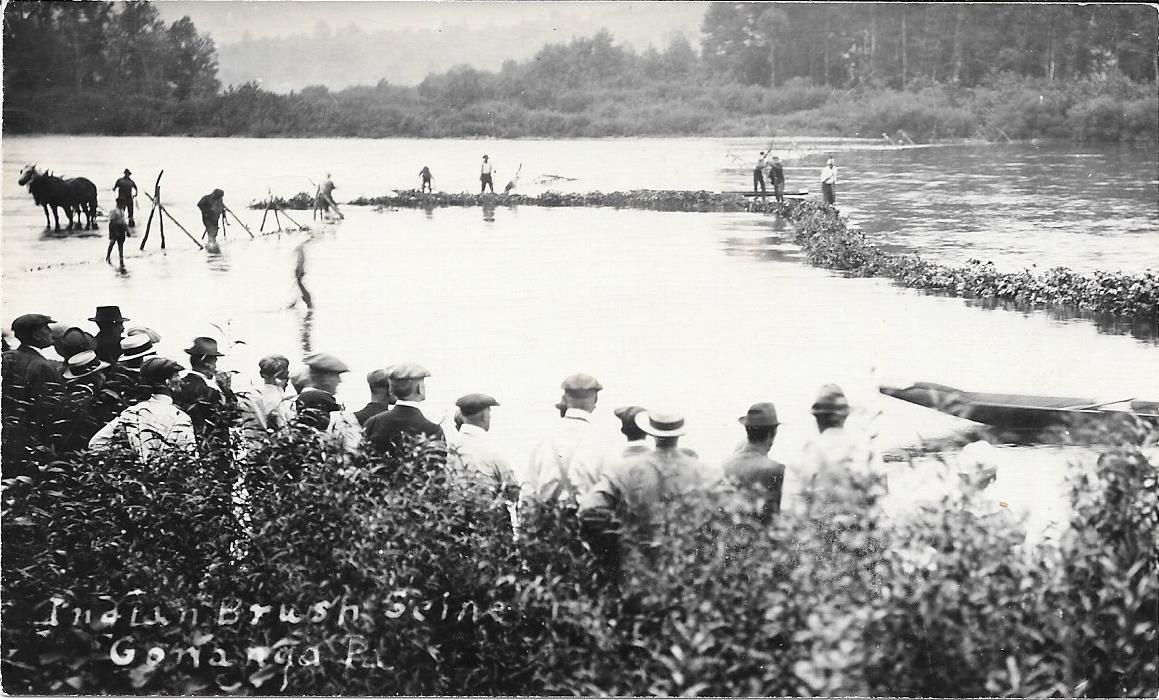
[104,334,157,405]
[722,402,787,519]
[90,357,195,461]
[524,372,610,505]
[579,410,720,564]
[58,351,118,450]
[362,362,445,456]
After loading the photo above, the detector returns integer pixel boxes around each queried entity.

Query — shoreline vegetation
[255,190,1159,331]
[3,419,1156,694]
[4,4,1156,142]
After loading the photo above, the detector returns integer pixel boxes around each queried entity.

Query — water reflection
[298,308,313,355]
[422,203,435,220]
[481,201,496,223]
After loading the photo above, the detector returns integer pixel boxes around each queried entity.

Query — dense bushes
[6,72,1155,141]
[3,418,1157,694]
[788,200,1159,321]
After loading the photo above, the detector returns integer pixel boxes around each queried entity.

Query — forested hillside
[3,2,1155,141]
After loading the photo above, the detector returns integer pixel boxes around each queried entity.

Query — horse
[17,164,99,231]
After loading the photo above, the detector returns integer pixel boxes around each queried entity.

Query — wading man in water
[419,166,434,192]
[319,173,343,220]
[197,189,226,253]
[105,200,129,268]
[480,155,496,194]
[112,169,137,226]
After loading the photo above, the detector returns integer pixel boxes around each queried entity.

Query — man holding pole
[197,189,226,253]
[319,173,343,220]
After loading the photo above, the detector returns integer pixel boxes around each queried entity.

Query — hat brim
[89,316,130,323]
[185,348,224,357]
[121,349,157,361]
[63,361,110,380]
[738,415,781,427]
[635,411,685,437]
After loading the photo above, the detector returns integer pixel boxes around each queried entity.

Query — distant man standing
[113,168,137,226]
[722,402,786,520]
[197,189,226,252]
[820,157,838,205]
[419,166,434,193]
[751,152,769,195]
[792,384,882,513]
[769,155,786,204]
[480,155,496,194]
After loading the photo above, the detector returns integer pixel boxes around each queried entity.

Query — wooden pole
[273,208,283,232]
[260,207,270,233]
[143,192,203,250]
[279,208,304,229]
[139,170,164,251]
[224,205,255,239]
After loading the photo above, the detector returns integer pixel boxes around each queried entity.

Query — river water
[3,135,1157,537]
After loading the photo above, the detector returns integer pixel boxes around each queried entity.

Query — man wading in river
[112,169,137,226]
[197,189,226,253]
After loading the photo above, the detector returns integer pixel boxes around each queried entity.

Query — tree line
[3,2,1156,141]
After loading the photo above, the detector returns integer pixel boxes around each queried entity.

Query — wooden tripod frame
[139,171,203,251]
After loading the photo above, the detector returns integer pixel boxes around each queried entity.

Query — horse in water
[17,164,99,231]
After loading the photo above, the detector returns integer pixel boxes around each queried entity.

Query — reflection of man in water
[319,173,343,220]
[197,189,225,252]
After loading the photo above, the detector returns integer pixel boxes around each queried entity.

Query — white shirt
[481,161,493,175]
[326,409,364,454]
[821,164,838,185]
[523,408,609,504]
[785,426,883,514]
[449,423,514,486]
[239,382,288,431]
[89,394,196,461]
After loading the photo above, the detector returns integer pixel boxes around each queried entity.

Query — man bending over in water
[319,173,344,220]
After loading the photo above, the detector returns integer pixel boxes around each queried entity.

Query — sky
[152,0,709,50]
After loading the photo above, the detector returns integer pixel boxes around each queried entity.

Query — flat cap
[739,402,780,427]
[304,352,350,374]
[11,313,55,333]
[456,393,499,415]
[613,405,646,423]
[140,357,184,384]
[811,384,850,415]
[561,373,602,393]
[366,368,392,388]
[388,362,431,381]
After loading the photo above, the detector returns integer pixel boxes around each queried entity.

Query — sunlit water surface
[3,136,1157,538]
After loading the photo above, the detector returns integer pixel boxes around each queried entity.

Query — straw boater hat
[63,351,110,381]
[635,410,686,438]
[811,384,850,416]
[120,334,156,363]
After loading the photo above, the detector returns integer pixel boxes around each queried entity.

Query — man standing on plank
[753,151,768,194]
[769,155,786,205]
[480,155,496,194]
[820,157,838,205]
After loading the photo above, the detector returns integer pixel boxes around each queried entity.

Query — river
[3,135,1157,537]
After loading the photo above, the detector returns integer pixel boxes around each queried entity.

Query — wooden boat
[880,382,1159,431]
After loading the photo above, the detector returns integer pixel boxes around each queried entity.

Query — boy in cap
[353,368,395,426]
[303,352,349,398]
[722,402,786,519]
[448,393,513,488]
[613,405,650,457]
[524,373,610,505]
[362,362,445,457]
[89,357,195,461]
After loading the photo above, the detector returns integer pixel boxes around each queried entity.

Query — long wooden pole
[279,208,304,229]
[223,205,255,239]
[139,170,164,250]
[143,192,203,250]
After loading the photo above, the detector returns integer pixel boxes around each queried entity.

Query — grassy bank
[3,423,1156,695]
[6,74,1155,142]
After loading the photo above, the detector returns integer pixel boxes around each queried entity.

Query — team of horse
[17,164,100,232]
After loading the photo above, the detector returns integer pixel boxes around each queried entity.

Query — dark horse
[17,164,99,231]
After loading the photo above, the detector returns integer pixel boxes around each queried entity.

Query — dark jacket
[363,404,445,454]
[94,332,122,364]
[175,370,235,445]
[2,345,64,475]
[353,401,393,427]
[769,162,785,186]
